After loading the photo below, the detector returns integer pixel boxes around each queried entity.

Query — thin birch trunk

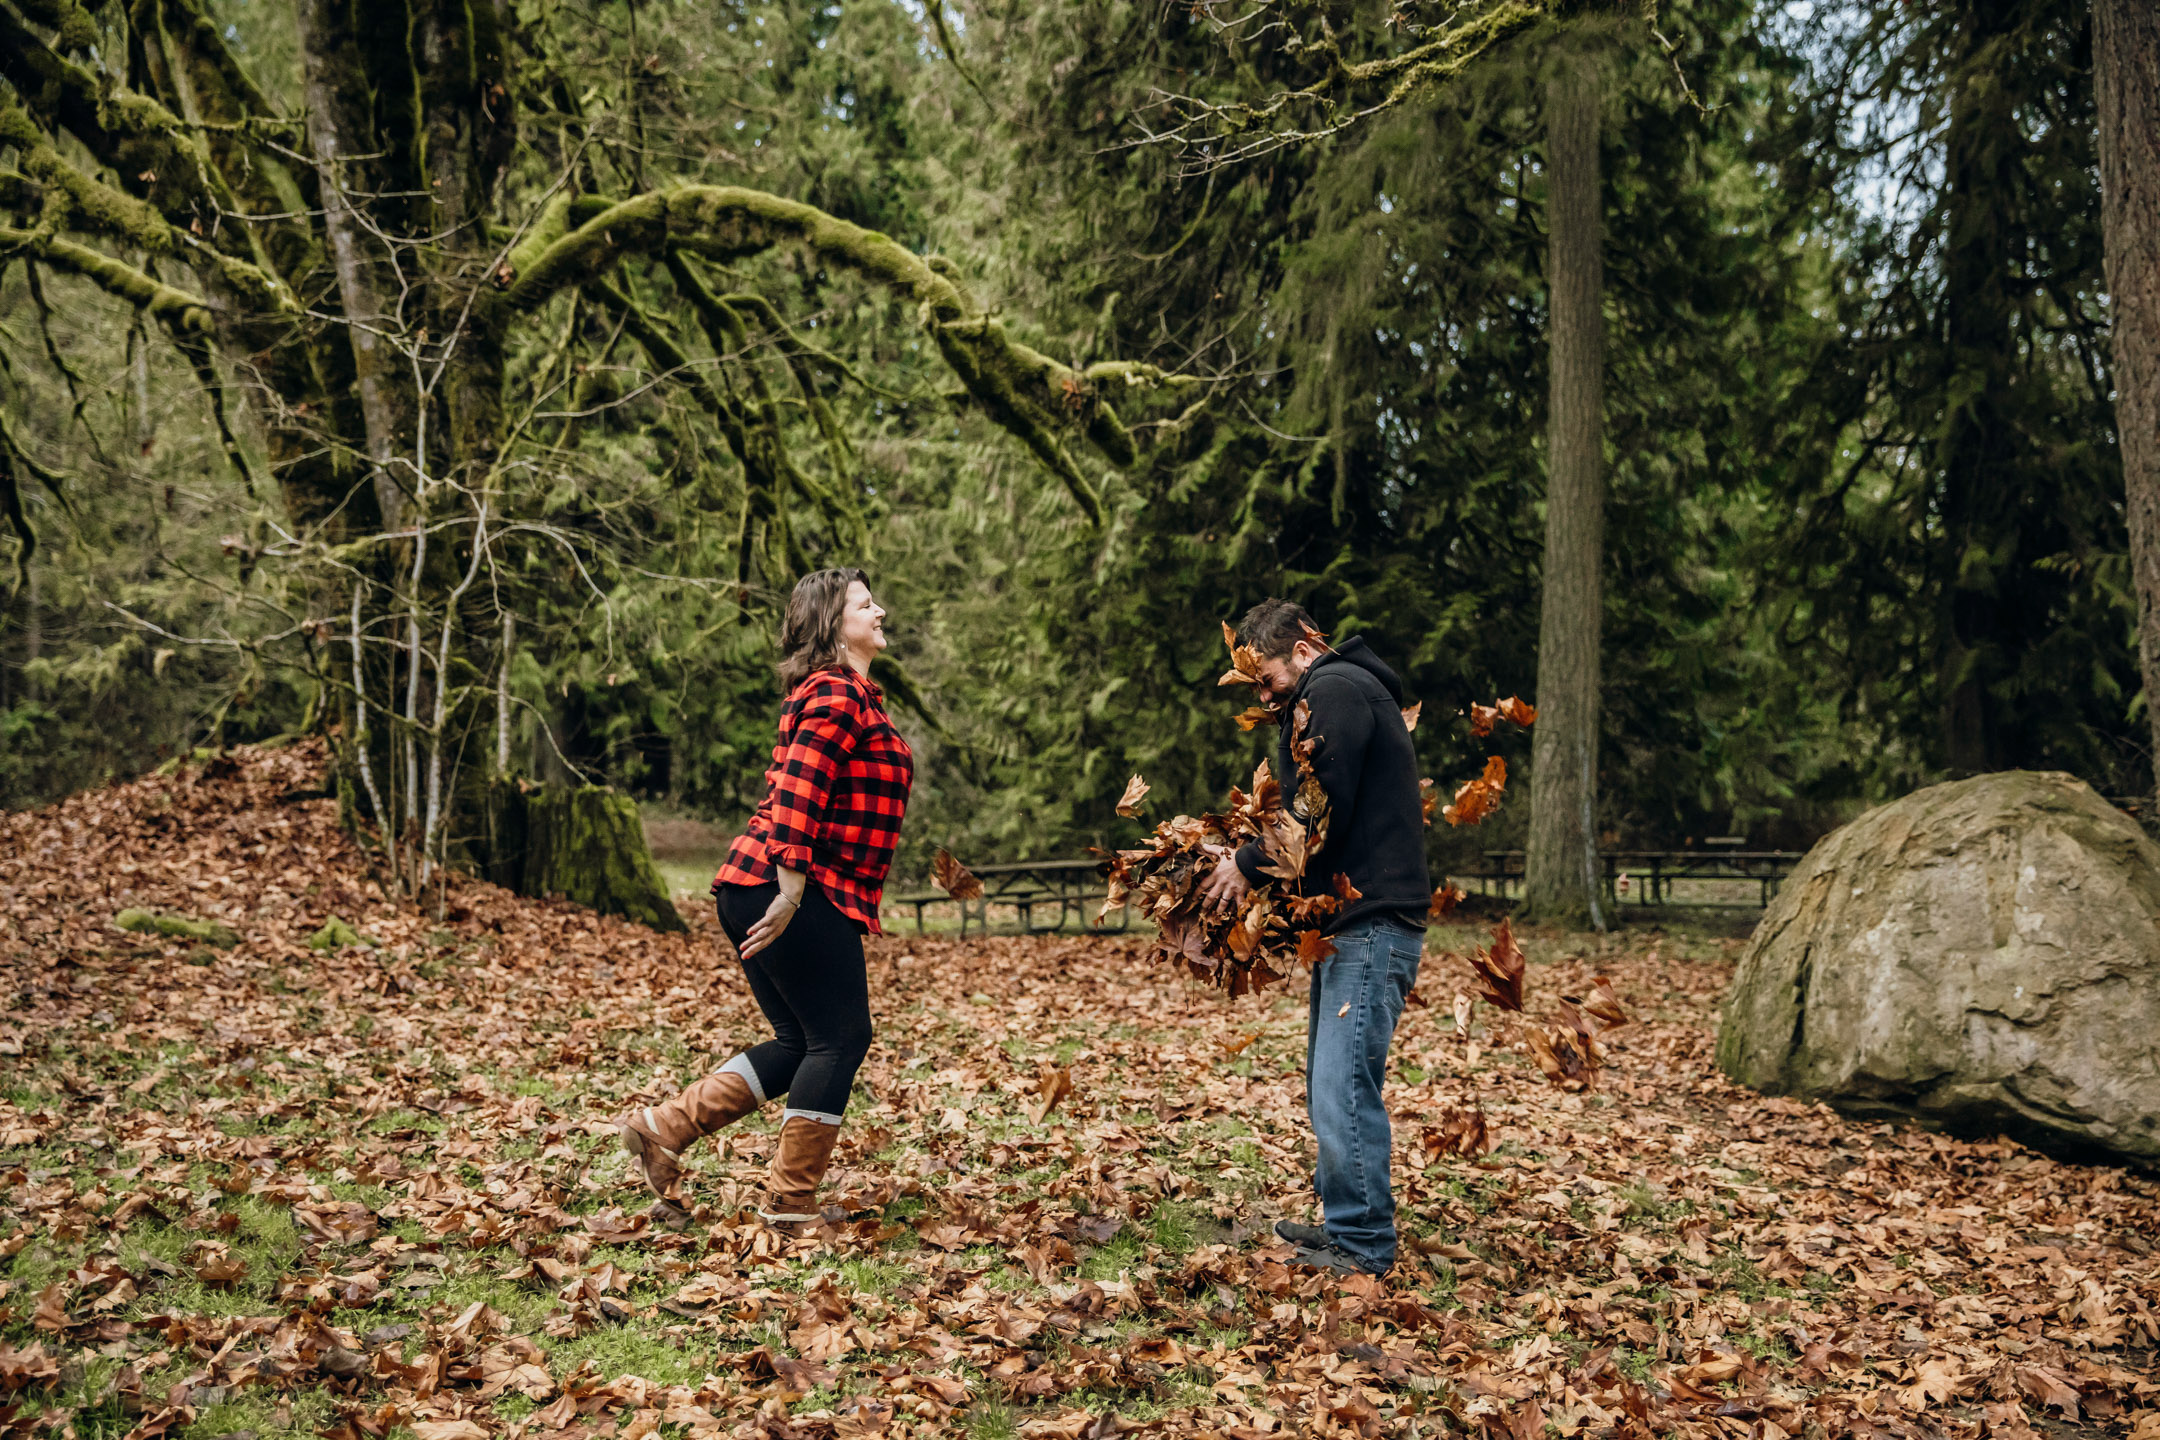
[350,581,393,861]
[497,609,514,774]
[403,505,426,879]
[421,502,487,883]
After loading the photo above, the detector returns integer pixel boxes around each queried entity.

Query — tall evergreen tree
[2096,0,2160,805]
[1771,0,2134,796]
[1525,42,1609,928]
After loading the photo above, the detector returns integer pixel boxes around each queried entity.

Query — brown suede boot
[760,1113,843,1230]
[619,1063,760,1202]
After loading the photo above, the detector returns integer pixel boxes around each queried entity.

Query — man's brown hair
[1236,598,1324,660]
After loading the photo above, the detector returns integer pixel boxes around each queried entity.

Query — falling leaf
[1217,621,1265,688]
[1470,696,1535,738]
[932,849,983,901]
[1115,775,1150,818]
[1580,974,1630,1028]
[1443,755,1508,827]
[1427,1105,1491,1159]
[1524,1015,1599,1090]
[1026,1065,1074,1124]
[1428,881,1466,921]
[1336,1002,1350,1017]
[1400,702,1422,731]
[1466,917,1526,1012]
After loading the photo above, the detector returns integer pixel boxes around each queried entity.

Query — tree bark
[293,0,412,532]
[2098,0,2160,809]
[1525,51,1607,931]
[521,784,687,932]
[1934,0,2025,777]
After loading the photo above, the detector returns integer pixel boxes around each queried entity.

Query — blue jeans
[1306,914,1424,1272]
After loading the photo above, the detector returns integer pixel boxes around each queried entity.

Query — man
[1202,598,1430,1277]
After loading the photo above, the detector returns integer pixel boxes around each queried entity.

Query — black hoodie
[1232,637,1431,934]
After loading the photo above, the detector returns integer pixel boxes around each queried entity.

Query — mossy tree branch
[0,98,295,315]
[499,186,1204,522]
[0,225,217,333]
[0,11,223,212]
[12,0,100,51]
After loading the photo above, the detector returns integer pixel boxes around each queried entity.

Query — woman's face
[838,579,887,661]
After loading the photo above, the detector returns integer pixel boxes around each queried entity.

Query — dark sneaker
[1290,1242,1388,1277]
[1274,1218,1328,1248]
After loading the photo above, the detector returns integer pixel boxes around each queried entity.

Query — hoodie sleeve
[1234,671,1374,883]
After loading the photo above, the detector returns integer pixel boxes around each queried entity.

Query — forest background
[0,0,2139,897]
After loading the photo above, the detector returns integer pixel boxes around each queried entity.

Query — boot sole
[619,1121,680,1201]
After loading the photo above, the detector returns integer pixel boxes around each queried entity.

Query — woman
[620,568,912,1228]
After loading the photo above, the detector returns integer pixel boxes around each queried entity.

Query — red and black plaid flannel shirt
[715,666,914,933]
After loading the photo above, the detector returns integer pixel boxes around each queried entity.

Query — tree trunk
[293,0,413,532]
[2098,0,2160,809]
[1935,0,2024,777]
[1525,52,1607,931]
[521,784,687,932]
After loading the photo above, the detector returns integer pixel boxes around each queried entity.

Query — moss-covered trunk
[499,782,687,932]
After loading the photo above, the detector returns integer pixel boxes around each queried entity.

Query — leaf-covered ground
[3,743,2156,1440]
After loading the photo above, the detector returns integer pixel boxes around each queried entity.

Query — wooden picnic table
[1463,849,1806,909]
[889,858,1136,936]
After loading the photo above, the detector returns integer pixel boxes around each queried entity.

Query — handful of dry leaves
[1102,700,1349,996]
[1100,622,1538,998]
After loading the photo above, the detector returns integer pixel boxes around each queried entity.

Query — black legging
[714,881,872,1120]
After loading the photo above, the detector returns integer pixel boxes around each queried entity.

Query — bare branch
[1128,0,1550,175]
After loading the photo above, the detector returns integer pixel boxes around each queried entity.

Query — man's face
[1254,642,1315,708]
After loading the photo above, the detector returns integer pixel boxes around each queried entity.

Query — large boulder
[1717,770,2160,1169]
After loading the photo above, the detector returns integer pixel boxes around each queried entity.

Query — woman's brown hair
[776,567,870,693]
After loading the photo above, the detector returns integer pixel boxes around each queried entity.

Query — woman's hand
[740,868,808,959]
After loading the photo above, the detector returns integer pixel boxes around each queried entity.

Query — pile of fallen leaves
[3,742,2158,1440]
[1100,623,1535,997]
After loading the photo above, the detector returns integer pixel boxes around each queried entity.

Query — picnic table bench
[1461,848,1805,909]
[889,858,1136,936]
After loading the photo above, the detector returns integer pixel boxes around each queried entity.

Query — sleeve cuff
[769,843,815,872]
[1234,842,1268,885]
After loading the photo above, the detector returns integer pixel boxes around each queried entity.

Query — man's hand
[1202,852,1251,915]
